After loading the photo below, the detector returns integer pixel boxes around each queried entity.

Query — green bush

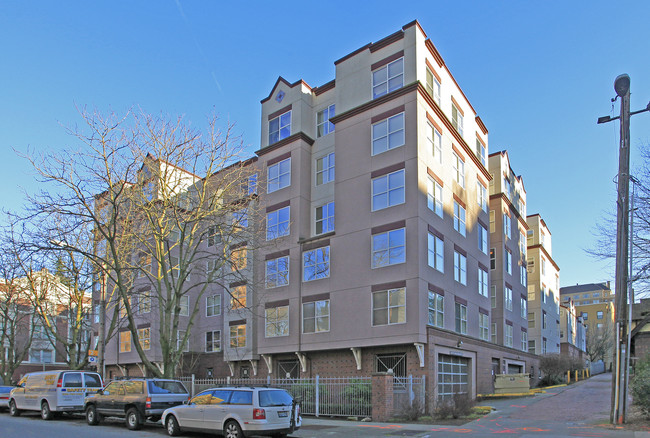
[631,355,650,417]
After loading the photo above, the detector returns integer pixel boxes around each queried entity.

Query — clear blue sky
[2,1,649,291]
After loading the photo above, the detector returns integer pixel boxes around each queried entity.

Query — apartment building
[97,21,540,398]
[487,152,529,354]
[560,282,614,367]
[247,21,539,399]
[559,301,586,360]
[526,214,561,355]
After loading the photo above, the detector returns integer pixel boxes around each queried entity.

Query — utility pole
[597,74,650,424]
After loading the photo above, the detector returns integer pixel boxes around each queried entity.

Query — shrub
[631,354,650,417]
[433,393,475,419]
[399,395,424,421]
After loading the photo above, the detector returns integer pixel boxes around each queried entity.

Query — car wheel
[166,415,181,436]
[9,400,20,417]
[126,408,142,430]
[224,420,243,438]
[41,401,54,420]
[86,405,101,425]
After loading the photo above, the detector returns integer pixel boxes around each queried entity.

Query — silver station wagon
[161,386,301,438]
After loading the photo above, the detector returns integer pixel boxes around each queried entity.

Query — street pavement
[293,372,650,437]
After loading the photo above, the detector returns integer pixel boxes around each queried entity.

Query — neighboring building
[487,151,529,353]
[526,215,561,355]
[560,282,614,306]
[559,301,586,361]
[96,21,541,400]
[560,282,615,367]
[631,298,650,364]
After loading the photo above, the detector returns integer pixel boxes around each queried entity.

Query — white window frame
[503,213,512,239]
[206,294,221,317]
[303,246,330,282]
[179,295,189,317]
[476,139,486,166]
[229,324,246,348]
[477,182,488,212]
[138,327,150,350]
[265,255,289,289]
[454,251,467,285]
[372,113,405,155]
[427,232,444,273]
[372,288,406,326]
[303,300,330,334]
[505,286,513,311]
[455,302,467,334]
[266,206,290,240]
[478,267,489,297]
[505,249,512,275]
[505,324,513,347]
[427,122,442,164]
[453,201,466,237]
[269,110,291,144]
[521,297,527,319]
[452,103,464,137]
[427,176,443,217]
[265,306,290,338]
[479,313,490,341]
[452,152,465,188]
[316,152,335,185]
[521,331,528,352]
[372,57,404,99]
[372,228,406,268]
[267,158,291,193]
[371,169,405,211]
[478,223,488,254]
[315,201,335,235]
[205,330,221,353]
[316,104,335,137]
[428,291,444,328]
[425,67,441,106]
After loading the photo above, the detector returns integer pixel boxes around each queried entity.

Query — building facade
[526,215,561,355]
[559,301,586,360]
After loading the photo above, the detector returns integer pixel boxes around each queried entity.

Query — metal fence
[177,375,372,418]
[393,375,426,415]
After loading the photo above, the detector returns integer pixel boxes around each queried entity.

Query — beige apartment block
[487,151,529,355]
[526,214,562,355]
[559,301,586,360]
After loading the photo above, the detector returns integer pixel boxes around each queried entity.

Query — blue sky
[1,1,649,290]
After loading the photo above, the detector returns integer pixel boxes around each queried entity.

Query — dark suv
[84,378,189,430]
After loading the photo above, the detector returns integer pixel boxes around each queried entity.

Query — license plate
[278,411,289,418]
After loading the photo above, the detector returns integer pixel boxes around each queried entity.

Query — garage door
[437,354,469,401]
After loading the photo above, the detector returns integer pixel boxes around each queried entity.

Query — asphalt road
[0,373,648,438]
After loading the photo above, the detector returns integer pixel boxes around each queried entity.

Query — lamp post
[597,74,650,424]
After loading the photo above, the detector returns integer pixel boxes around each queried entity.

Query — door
[12,376,28,409]
[59,372,84,409]
[180,390,212,429]
[201,389,232,431]
[99,381,123,415]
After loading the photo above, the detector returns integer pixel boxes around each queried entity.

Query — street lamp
[597,74,650,424]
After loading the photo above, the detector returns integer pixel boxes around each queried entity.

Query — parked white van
[9,370,103,420]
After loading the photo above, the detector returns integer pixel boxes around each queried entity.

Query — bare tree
[585,317,614,364]
[21,108,262,378]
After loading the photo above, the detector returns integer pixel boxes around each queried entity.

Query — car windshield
[258,390,293,407]
[148,380,187,394]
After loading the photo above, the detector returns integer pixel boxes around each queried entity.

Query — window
[376,353,407,377]
[178,295,189,316]
[503,213,511,239]
[205,330,221,352]
[233,209,248,229]
[316,152,335,185]
[451,102,464,137]
[519,231,527,258]
[455,302,467,334]
[504,286,513,311]
[372,228,405,268]
[315,202,335,234]
[427,232,444,273]
[505,249,512,275]
[206,294,221,317]
[521,297,527,319]
[269,111,291,144]
[479,313,489,341]
[490,248,496,270]
[452,152,465,188]
[454,251,467,285]
[372,169,405,210]
[541,257,547,276]
[521,331,528,352]
[453,202,466,236]
[428,123,442,164]
[542,311,547,329]
[528,339,536,354]
[427,177,443,218]
[303,246,330,281]
[520,265,527,286]
[230,324,246,348]
[542,338,547,354]
[230,286,246,309]
[120,331,131,353]
[29,349,53,363]
[372,57,403,99]
[491,285,497,309]
[267,158,291,193]
[266,256,289,288]
[478,267,489,297]
[265,306,289,337]
[492,323,497,343]
[303,300,330,333]
[528,312,536,328]
[425,67,441,106]
[476,139,486,166]
[138,327,150,350]
[372,288,406,326]
[478,224,488,254]
[428,291,444,328]
[267,206,290,240]
[372,113,405,155]
[477,182,488,212]
[207,225,221,247]
[597,311,604,319]
[582,312,588,321]
[247,174,258,195]
[503,177,512,199]
[316,104,335,137]
[231,246,247,270]
[139,292,151,314]
[505,324,513,347]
